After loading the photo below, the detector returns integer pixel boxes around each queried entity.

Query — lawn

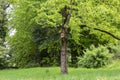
[0,67,120,80]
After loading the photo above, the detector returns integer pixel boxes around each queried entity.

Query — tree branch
[81,25,120,40]
[94,28,120,40]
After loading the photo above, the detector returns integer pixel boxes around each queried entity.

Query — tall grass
[0,67,120,80]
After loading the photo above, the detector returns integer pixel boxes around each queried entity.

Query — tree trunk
[60,2,72,74]
[61,28,68,74]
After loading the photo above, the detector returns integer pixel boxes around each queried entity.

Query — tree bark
[60,5,72,74]
[61,27,68,74]
[60,0,73,74]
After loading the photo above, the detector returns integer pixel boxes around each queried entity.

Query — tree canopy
[6,0,120,73]
[0,0,9,69]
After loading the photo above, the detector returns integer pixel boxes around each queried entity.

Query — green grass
[0,67,120,80]
[1,60,120,80]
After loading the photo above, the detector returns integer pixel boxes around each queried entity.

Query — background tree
[7,0,120,74]
[0,0,9,69]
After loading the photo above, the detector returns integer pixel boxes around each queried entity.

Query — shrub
[107,43,120,59]
[78,45,113,68]
[0,46,8,69]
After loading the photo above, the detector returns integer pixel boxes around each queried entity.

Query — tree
[8,0,120,74]
[0,0,9,69]
[0,0,9,41]
[7,0,61,68]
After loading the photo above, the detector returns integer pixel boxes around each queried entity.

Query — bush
[78,45,113,68]
[0,46,8,69]
[107,43,120,59]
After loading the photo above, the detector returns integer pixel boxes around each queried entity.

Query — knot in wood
[61,32,65,38]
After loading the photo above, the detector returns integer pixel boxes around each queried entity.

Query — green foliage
[0,0,9,69]
[77,0,120,44]
[107,43,120,59]
[0,39,8,69]
[6,0,40,68]
[0,0,9,41]
[0,47,6,69]
[7,31,37,68]
[106,59,120,69]
[78,45,113,68]
[7,0,120,68]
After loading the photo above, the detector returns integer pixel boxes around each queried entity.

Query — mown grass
[0,67,120,80]
[0,60,120,80]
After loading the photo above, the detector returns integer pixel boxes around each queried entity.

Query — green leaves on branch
[7,0,120,68]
